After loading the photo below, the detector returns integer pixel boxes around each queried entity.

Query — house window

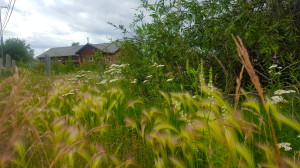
[108,57,113,62]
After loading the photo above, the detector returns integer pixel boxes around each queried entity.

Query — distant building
[37,42,120,65]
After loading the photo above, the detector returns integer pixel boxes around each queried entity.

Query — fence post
[0,58,2,75]
[5,54,11,69]
[12,60,16,71]
[45,54,51,76]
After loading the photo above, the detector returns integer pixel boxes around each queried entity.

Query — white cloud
[3,0,141,56]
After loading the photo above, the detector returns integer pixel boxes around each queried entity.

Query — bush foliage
[116,0,300,93]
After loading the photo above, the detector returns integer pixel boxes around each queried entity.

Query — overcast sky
[2,0,142,56]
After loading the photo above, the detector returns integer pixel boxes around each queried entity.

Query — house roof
[37,42,120,58]
[76,43,119,55]
[91,43,119,53]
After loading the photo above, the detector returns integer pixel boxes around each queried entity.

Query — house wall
[50,56,80,64]
[77,46,118,65]
[104,54,117,65]
[77,46,95,61]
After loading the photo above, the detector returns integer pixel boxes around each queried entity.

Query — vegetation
[2,38,34,64]
[114,0,300,93]
[0,0,299,167]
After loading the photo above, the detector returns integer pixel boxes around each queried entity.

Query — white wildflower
[192,95,196,99]
[146,75,153,79]
[157,64,165,68]
[274,72,281,75]
[62,92,75,97]
[277,142,292,151]
[109,78,120,83]
[274,90,296,95]
[271,96,287,104]
[151,63,158,67]
[269,64,278,69]
[131,79,137,84]
[297,135,300,138]
[110,64,117,68]
[67,78,77,81]
[96,80,107,85]
[166,78,174,82]
[143,80,149,83]
[118,64,129,68]
[76,74,85,78]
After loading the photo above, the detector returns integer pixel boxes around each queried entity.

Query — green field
[0,61,299,167]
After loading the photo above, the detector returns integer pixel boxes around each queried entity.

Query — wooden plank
[5,54,11,69]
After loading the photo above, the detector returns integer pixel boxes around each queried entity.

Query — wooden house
[37,42,120,65]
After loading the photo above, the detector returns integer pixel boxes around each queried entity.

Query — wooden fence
[0,54,16,76]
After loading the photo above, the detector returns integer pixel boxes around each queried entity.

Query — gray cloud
[8,0,141,56]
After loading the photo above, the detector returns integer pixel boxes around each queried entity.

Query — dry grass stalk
[232,36,265,104]
[0,69,28,166]
[232,35,283,167]
[234,65,245,116]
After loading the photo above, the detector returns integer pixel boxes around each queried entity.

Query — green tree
[2,38,34,63]
[114,0,300,93]
[71,42,80,46]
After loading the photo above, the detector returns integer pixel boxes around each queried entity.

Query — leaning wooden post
[0,58,2,75]
[12,60,16,71]
[0,58,2,68]
[45,54,51,76]
[5,54,11,69]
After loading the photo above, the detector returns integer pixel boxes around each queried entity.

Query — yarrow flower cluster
[109,78,121,83]
[268,64,282,76]
[76,74,86,78]
[99,64,129,85]
[131,79,137,84]
[104,64,129,76]
[67,78,77,81]
[274,89,296,95]
[166,78,174,82]
[269,64,278,69]
[146,75,153,79]
[96,79,107,85]
[270,89,296,104]
[270,96,287,104]
[277,142,292,151]
[151,62,165,68]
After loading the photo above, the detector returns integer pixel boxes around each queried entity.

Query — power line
[0,0,16,61]
[3,0,15,30]
[0,1,8,61]
[2,0,13,27]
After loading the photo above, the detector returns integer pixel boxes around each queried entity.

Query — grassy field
[0,59,299,168]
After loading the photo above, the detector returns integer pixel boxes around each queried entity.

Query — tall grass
[0,39,299,167]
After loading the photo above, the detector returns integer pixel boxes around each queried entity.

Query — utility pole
[0,5,8,61]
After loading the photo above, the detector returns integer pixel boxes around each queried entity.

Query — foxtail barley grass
[0,41,299,167]
[232,36,283,166]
